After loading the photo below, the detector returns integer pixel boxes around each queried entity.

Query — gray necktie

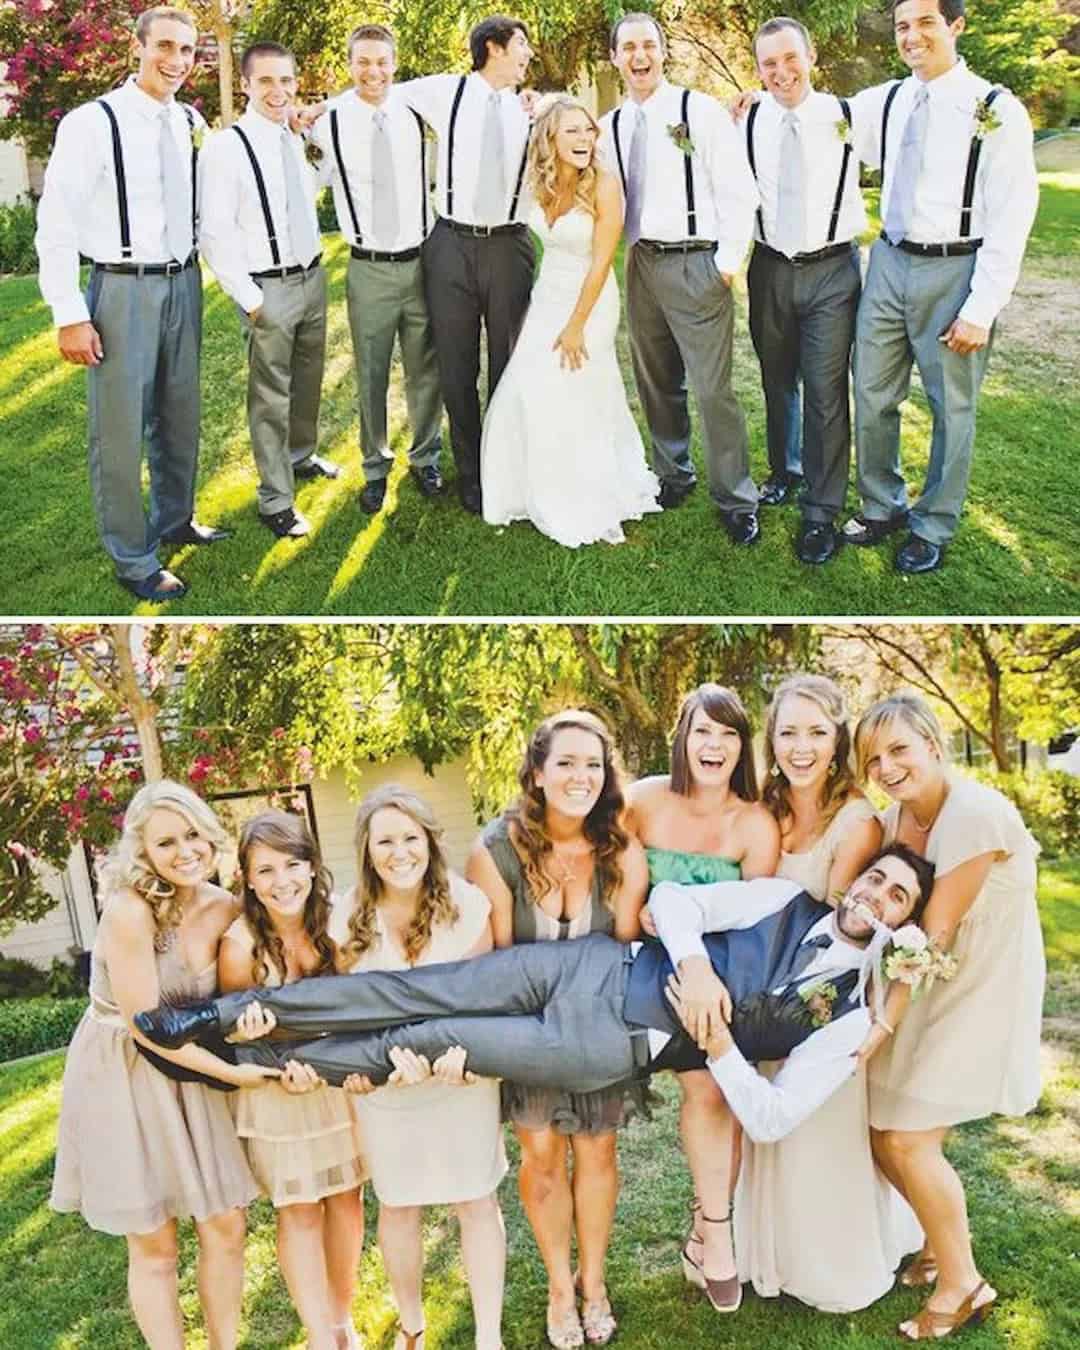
[281,130,318,265]
[371,108,400,245]
[773,110,805,259]
[884,85,930,245]
[474,91,506,224]
[159,107,191,262]
[623,104,646,246]
[787,933,833,987]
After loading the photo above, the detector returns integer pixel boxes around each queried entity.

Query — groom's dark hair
[610,12,666,54]
[470,15,530,70]
[862,843,936,924]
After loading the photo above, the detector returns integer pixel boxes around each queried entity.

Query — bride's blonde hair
[526,94,601,220]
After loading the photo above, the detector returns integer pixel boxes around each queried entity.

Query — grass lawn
[1,863,1078,1349]
[2,145,1079,617]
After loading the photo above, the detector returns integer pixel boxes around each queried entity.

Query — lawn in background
[1,863,1078,1348]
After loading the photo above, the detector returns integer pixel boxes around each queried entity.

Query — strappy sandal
[580,1296,617,1346]
[546,1304,585,1349]
[681,1198,706,1289]
[899,1282,997,1340]
[698,1212,742,1314]
[900,1251,940,1288]
[393,1326,425,1350]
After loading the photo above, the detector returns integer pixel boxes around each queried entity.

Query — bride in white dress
[481,95,661,547]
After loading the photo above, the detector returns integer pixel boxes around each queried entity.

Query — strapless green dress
[645,847,742,887]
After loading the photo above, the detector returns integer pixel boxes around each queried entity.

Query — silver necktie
[371,108,400,245]
[473,90,506,225]
[624,104,646,246]
[773,110,805,258]
[884,85,930,246]
[281,130,318,265]
[159,107,191,262]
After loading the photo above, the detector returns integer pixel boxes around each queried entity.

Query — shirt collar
[914,56,968,97]
[803,913,866,974]
[123,75,175,120]
[242,107,293,140]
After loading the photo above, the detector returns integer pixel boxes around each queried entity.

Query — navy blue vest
[623,892,862,1071]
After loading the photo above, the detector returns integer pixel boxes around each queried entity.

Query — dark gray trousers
[85,265,201,582]
[422,218,535,496]
[748,243,860,522]
[222,932,640,1091]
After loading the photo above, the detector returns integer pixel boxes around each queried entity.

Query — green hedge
[967,767,1080,859]
[0,996,86,1061]
[0,196,37,275]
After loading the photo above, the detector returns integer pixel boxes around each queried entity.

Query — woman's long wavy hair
[853,691,948,784]
[237,810,337,986]
[504,709,629,910]
[669,685,758,800]
[341,785,458,968]
[98,780,229,934]
[526,94,602,220]
[762,674,860,831]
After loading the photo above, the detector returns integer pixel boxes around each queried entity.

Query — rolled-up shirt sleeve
[36,108,101,327]
[651,876,800,968]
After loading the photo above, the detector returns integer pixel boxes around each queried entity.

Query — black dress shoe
[259,506,311,538]
[359,479,387,514]
[841,510,908,546]
[134,999,221,1049]
[796,520,842,565]
[720,510,760,546]
[294,454,341,480]
[459,485,483,515]
[895,533,945,575]
[162,520,233,546]
[410,465,444,497]
[758,474,803,507]
[119,569,188,603]
[657,478,697,509]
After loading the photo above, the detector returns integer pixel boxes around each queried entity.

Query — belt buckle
[165,259,182,276]
[472,223,492,238]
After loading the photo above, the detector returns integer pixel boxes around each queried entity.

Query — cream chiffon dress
[734,797,923,1311]
[869,776,1045,1130]
[329,875,508,1206]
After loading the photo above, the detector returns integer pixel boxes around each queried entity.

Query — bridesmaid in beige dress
[218,811,367,1350]
[50,781,272,1350]
[854,693,1045,1341]
[332,786,508,1350]
[736,674,922,1311]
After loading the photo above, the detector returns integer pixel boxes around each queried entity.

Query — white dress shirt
[649,875,871,1143]
[746,88,868,253]
[309,87,430,252]
[35,77,206,327]
[398,72,530,226]
[851,60,1038,328]
[198,108,322,315]
[597,81,759,275]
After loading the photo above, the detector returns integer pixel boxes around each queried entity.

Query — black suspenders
[612,89,695,238]
[446,75,528,224]
[97,97,197,260]
[231,124,280,266]
[745,97,853,248]
[414,109,429,235]
[330,105,430,247]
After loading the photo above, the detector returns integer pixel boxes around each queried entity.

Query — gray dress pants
[85,264,201,583]
[221,932,642,1091]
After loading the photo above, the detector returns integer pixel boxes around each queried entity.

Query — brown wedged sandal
[899,1281,997,1340]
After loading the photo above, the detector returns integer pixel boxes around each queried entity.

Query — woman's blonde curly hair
[762,674,862,831]
[526,94,602,220]
[340,785,459,968]
[98,780,229,934]
[503,709,629,910]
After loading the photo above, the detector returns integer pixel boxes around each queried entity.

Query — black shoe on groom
[796,520,842,565]
[294,454,341,481]
[757,473,803,507]
[895,533,945,575]
[410,465,444,497]
[134,1000,222,1049]
[162,519,233,546]
[720,510,760,546]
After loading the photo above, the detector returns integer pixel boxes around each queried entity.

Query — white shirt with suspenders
[36,76,204,327]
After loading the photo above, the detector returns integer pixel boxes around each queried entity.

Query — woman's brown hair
[669,685,758,800]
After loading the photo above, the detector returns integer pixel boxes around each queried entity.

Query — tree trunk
[969,626,1011,771]
[109,626,165,783]
[214,11,235,126]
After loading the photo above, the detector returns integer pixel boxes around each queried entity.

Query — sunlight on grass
[326,470,402,601]
[963,502,1031,565]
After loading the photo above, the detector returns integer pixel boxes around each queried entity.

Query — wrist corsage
[882,925,958,996]
[667,121,695,155]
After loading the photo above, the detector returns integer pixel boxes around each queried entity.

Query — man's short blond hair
[135,7,197,45]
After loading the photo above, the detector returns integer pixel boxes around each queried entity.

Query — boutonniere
[304,139,324,166]
[972,97,1002,139]
[798,979,839,1029]
[667,121,695,155]
[190,125,205,152]
[835,118,852,145]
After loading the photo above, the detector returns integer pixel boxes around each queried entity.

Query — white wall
[0,137,30,205]
[0,846,94,969]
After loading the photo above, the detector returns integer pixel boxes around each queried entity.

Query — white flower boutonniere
[304,139,324,167]
[972,97,1002,140]
[798,979,839,1029]
[666,121,695,155]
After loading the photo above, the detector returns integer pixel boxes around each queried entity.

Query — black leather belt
[93,253,197,276]
[251,254,323,280]
[756,240,855,266]
[637,238,716,254]
[881,232,983,257]
[350,246,422,263]
[441,218,526,238]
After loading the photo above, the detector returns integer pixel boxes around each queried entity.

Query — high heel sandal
[546,1304,585,1350]
[393,1326,425,1350]
[572,1275,616,1346]
[899,1282,997,1341]
[681,1199,706,1290]
[899,1251,939,1288]
[697,1212,742,1314]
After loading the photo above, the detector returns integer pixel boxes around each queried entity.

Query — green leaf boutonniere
[190,125,205,152]
[798,980,839,1029]
[972,97,1002,140]
[667,121,695,155]
[835,118,852,145]
[304,139,324,166]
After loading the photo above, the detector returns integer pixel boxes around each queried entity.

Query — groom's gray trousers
[219,932,650,1090]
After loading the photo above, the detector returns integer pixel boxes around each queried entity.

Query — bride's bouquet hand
[554,322,589,371]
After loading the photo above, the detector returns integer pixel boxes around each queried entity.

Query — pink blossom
[23,724,42,744]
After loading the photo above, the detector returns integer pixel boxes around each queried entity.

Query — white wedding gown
[481,203,661,547]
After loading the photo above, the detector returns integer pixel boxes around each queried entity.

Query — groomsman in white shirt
[743,18,867,565]
[35,7,229,603]
[844,0,1038,573]
[309,24,444,515]
[600,14,761,545]
[399,15,535,515]
[200,41,335,541]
